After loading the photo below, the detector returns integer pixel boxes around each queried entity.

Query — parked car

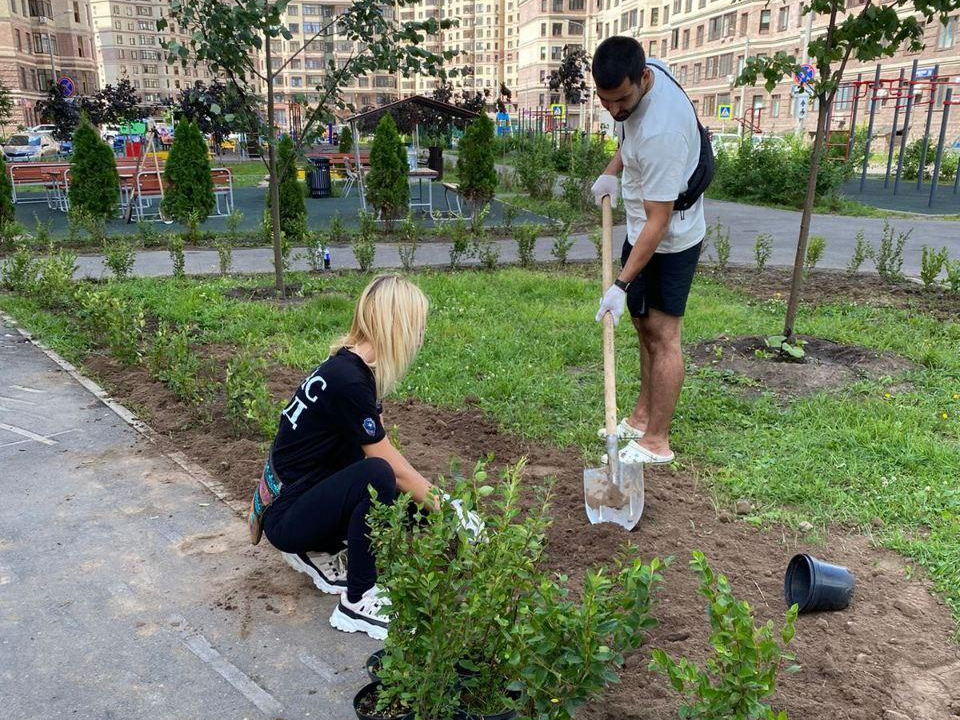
[29,124,58,135]
[2,133,60,162]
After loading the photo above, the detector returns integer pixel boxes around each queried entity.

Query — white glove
[591,174,619,208]
[595,285,626,326]
[445,495,485,542]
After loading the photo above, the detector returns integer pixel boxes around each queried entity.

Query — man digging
[591,36,712,465]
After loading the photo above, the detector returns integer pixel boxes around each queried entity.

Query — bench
[440,181,463,217]
[9,162,70,204]
[133,170,167,221]
[210,167,234,217]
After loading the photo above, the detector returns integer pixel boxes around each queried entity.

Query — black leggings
[262,457,397,602]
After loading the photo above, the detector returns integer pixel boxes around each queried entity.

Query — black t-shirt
[271,348,386,487]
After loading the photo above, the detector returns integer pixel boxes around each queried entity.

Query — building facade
[0,0,98,128]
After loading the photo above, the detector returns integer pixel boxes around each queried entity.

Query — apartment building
[0,0,98,128]
[589,0,960,139]
[90,0,217,106]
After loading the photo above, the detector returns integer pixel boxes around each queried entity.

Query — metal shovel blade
[583,437,645,530]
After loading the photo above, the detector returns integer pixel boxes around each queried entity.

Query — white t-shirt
[617,59,706,254]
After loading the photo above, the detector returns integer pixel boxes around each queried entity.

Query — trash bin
[427,146,444,181]
[309,157,331,199]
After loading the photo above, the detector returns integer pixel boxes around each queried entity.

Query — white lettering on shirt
[301,374,327,402]
[283,396,309,429]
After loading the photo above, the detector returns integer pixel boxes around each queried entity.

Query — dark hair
[592,36,646,90]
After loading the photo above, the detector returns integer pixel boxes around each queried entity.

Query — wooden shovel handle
[601,195,617,439]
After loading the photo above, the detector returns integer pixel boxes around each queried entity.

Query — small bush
[551,225,574,266]
[457,114,497,213]
[876,220,910,283]
[366,114,409,229]
[163,119,215,225]
[804,235,826,275]
[552,141,572,173]
[449,217,471,269]
[216,210,243,276]
[398,213,418,273]
[920,245,948,289]
[944,259,960,294]
[900,138,960,182]
[515,138,555,199]
[589,229,602,261]
[338,125,353,155]
[352,212,376,272]
[75,287,144,365]
[147,321,202,403]
[0,221,25,252]
[514,223,538,268]
[271,135,307,243]
[225,353,278,437]
[754,233,773,272]
[0,245,36,291]
[168,234,186,279]
[136,219,164,248]
[69,114,120,220]
[328,212,347,243]
[562,137,614,212]
[708,221,731,272]
[502,203,519,229]
[649,552,799,720]
[103,236,136,280]
[33,246,78,308]
[847,229,872,275]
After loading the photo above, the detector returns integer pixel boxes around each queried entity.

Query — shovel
[583,195,644,531]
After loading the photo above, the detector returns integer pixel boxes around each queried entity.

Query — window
[613,20,618,33]
[684,0,691,10]
[695,24,703,45]
[661,38,667,56]
[723,12,735,36]
[540,22,546,36]
[759,9,771,33]
[638,9,643,26]
[679,65,687,84]
[288,4,298,13]
[9,0,15,14]
[673,0,680,14]
[552,22,562,36]
[305,58,322,68]
[693,63,701,82]
[648,40,656,56]
[672,28,679,49]
[136,5,152,16]
[540,46,546,60]
[682,29,689,48]
[938,17,957,49]
[698,0,705,7]
[540,0,546,10]
[651,7,658,25]
[629,9,637,27]
[719,53,732,76]
[771,94,781,117]
[19,66,26,90]
[73,0,80,21]
[569,20,583,34]
[663,5,669,23]
[138,20,151,30]
[551,45,562,59]
[705,55,716,78]
[740,12,748,35]
[703,94,716,117]
[708,16,721,40]
[15,30,20,51]
[621,11,628,28]
[568,0,584,9]
[778,6,789,31]
[78,38,84,56]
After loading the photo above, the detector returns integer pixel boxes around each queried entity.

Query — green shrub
[216,211,243,276]
[551,224,574,266]
[270,135,307,243]
[804,235,826,274]
[552,141,572,173]
[0,245,36,291]
[0,153,14,230]
[449,217,471,269]
[168,234,186,279]
[562,137,614,211]
[69,114,119,220]
[338,125,353,155]
[136,219,164,248]
[352,212,376,272]
[589,229,602,261]
[75,287,144,365]
[457,113,497,213]
[875,220,910,283]
[515,138,555,199]
[147,321,202,403]
[329,211,347,243]
[707,221,730,271]
[920,246,948,289]
[900,138,959,182]
[944,259,960,294]
[33,246,77,308]
[502,202,519,229]
[225,353,278,437]
[163,119,215,224]
[754,233,773,272]
[398,212,418,273]
[649,552,799,720]
[847,229,872,275]
[103,236,136,280]
[366,114,409,229]
[514,223,538,268]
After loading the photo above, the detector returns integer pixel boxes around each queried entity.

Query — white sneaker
[281,549,347,595]
[597,417,645,441]
[329,585,391,640]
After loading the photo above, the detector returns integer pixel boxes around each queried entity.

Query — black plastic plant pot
[353,681,413,720]
[784,553,856,613]
[366,649,385,683]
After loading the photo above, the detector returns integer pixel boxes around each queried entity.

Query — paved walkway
[70,199,960,280]
[0,317,373,719]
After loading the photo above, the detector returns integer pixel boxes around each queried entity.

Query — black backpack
[619,64,715,213]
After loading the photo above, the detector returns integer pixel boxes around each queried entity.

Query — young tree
[366,113,409,229]
[270,134,307,242]
[36,84,80,142]
[81,78,143,127]
[69,114,120,220]
[338,125,353,154]
[161,0,458,297]
[0,82,14,136]
[457,112,497,216]
[162,119,215,224]
[737,0,960,339]
[547,45,591,105]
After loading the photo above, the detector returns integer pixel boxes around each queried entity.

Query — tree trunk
[782,95,830,339]
[265,34,285,298]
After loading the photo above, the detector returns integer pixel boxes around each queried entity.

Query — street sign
[717,104,732,120]
[795,95,809,120]
[790,84,815,98]
[794,63,815,86]
[58,76,76,98]
[550,103,566,119]
[916,66,936,79]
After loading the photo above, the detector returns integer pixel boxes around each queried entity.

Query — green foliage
[470,206,499,270]
[216,211,243,276]
[225,352,279,437]
[552,142,572,173]
[589,229,602,261]
[103,236,136,280]
[919,246,948,289]
[804,236,826,274]
[352,211,376,272]
[0,153,14,229]
[69,115,120,221]
[328,211,347,243]
[75,286,144,365]
[0,245,36,292]
[0,220,24,252]
[458,113,497,209]
[169,234,186,279]
[502,202,520,229]
[515,138,556,199]
[136,219,164,248]
[649,552,799,720]
[561,137,614,212]
[944,259,960,294]
[900,138,959,182]
[163,119,215,224]
[846,229,872,275]
[514,223,539,268]
[359,207,378,241]
[271,135,307,243]
[33,246,78,308]
[708,221,731,272]
[367,114,409,229]
[338,125,353,154]
[147,321,202,403]
[449,217,471,269]
[398,212,419,273]
[754,233,773,272]
[875,220,910,283]
[550,224,574,266]
[764,334,806,362]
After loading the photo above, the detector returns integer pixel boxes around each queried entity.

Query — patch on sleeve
[362,418,378,437]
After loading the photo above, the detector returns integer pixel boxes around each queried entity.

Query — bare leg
[636,309,684,457]
[629,316,651,432]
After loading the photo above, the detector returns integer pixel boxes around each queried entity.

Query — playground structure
[825,60,959,208]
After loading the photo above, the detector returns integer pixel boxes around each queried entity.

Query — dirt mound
[687,335,916,398]
[81,357,960,720]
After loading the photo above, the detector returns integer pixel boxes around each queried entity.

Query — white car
[29,124,58,135]
[3,133,60,162]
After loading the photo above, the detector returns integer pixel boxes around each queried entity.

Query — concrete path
[70,198,960,280]
[0,317,375,719]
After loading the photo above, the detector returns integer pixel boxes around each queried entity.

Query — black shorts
[620,238,703,318]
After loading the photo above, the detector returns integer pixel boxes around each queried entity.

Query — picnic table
[408,167,439,214]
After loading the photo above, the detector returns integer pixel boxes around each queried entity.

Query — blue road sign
[717,104,732,119]
[916,67,935,79]
[795,64,815,86]
[58,76,76,98]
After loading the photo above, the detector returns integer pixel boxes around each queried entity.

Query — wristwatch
[613,278,630,292]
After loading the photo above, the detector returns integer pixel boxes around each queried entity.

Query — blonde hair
[332,275,429,398]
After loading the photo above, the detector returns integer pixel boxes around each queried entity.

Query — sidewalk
[70,198,960,280]
[0,316,373,719]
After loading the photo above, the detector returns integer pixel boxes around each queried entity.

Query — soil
[80,355,960,720]
[716,266,960,321]
[686,335,917,398]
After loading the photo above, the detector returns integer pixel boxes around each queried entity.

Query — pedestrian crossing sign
[717,104,732,120]
[550,103,566,119]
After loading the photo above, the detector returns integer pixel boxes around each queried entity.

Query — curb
[0,310,248,519]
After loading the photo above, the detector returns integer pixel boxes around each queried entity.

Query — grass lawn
[227,160,269,188]
[2,269,959,626]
